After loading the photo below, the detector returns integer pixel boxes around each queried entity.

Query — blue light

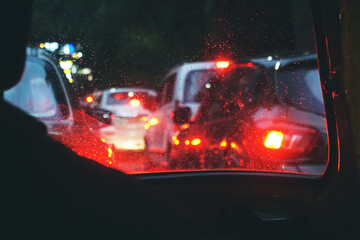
[63,43,75,55]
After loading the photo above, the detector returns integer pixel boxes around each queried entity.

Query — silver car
[87,88,157,151]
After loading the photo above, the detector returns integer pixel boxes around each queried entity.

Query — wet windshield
[5,0,328,175]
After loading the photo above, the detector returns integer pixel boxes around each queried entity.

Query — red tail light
[144,117,159,129]
[271,129,317,154]
[86,96,93,103]
[264,131,284,149]
[235,62,257,69]
[172,136,180,145]
[173,136,201,147]
[107,147,113,158]
[244,122,320,160]
[220,140,227,148]
[191,138,201,146]
[113,93,126,100]
[246,62,256,68]
[181,123,190,130]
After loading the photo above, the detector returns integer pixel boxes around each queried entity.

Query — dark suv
[170,56,328,174]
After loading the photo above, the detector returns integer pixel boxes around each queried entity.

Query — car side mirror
[173,107,191,124]
[84,108,113,125]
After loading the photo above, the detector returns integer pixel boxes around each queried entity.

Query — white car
[86,88,157,151]
[144,61,232,161]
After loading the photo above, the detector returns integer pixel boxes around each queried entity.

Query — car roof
[180,61,217,69]
[163,60,261,81]
[279,54,317,69]
[100,87,157,96]
[160,61,219,81]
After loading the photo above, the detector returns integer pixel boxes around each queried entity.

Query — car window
[184,70,219,103]
[27,0,328,176]
[205,81,227,121]
[276,59,324,116]
[201,67,259,121]
[106,91,153,106]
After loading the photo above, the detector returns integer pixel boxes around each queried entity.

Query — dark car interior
[1,0,360,239]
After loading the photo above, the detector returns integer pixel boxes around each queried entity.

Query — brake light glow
[113,93,126,100]
[220,140,227,148]
[244,123,321,162]
[185,140,190,145]
[108,147,113,158]
[172,136,180,145]
[141,116,148,122]
[235,62,257,69]
[149,118,159,125]
[264,131,284,149]
[181,123,190,130]
[230,142,242,153]
[144,117,159,129]
[130,99,141,107]
[216,61,230,68]
[191,138,201,146]
[86,96,93,103]
[246,62,255,68]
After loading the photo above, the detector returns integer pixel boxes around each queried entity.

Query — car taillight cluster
[173,136,201,146]
[219,139,242,153]
[264,131,284,149]
[265,129,318,154]
[244,122,320,160]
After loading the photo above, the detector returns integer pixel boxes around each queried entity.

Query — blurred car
[56,108,116,166]
[144,61,236,165]
[4,47,114,166]
[170,57,328,174]
[85,88,156,151]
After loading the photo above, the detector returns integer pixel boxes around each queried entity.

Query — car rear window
[106,92,152,105]
[197,67,259,120]
[184,70,219,103]
[276,60,324,116]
